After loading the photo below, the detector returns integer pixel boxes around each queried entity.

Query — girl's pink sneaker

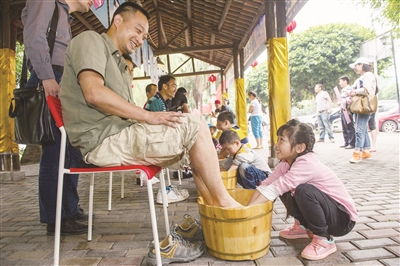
[279,220,313,239]
[301,235,337,260]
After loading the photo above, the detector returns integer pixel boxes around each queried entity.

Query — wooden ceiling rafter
[156,7,235,43]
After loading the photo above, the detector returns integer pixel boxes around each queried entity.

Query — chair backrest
[47,96,64,128]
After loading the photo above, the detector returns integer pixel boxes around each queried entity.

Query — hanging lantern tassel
[286,20,297,35]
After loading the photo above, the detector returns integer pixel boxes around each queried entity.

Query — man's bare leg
[189,120,242,208]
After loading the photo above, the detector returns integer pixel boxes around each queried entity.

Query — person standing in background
[143,83,157,108]
[348,57,377,163]
[170,87,190,113]
[338,76,355,149]
[22,0,93,235]
[315,84,334,143]
[247,91,264,149]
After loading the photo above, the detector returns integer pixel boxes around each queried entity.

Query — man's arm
[78,70,183,127]
[22,0,60,97]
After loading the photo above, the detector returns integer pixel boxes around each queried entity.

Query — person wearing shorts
[60,2,241,208]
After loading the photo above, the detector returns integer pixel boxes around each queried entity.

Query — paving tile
[366,222,400,230]
[98,234,135,242]
[60,257,102,266]
[256,256,303,265]
[370,215,400,222]
[380,258,400,266]
[345,248,395,261]
[98,256,144,265]
[351,238,398,249]
[358,229,399,239]
[336,242,358,251]
[335,232,366,242]
[385,245,400,257]
[6,250,49,260]
[74,242,113,250]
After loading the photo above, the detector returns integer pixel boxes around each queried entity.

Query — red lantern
[286,20,297,34]
[251,60,258,68]
[209,74,216,83]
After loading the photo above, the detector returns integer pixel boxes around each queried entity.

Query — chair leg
[178,169,182,186]
[88,173,94,242]
[159,170,170,236]
[147,177,162,266]
[160,169,168,208]
[53,170,65,266]
[121,172,125,198]
[108,172,113,211]
[166,168,171,186]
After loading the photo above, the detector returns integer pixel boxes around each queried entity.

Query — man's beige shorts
[85,114,202,169]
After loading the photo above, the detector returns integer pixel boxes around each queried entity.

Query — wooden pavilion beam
[154,44,233,56]
[210,0,232,62]
[153,0,167,48]
[73,13,95,31]
[185,0,191,47]
[163,24,189,48]
[158,7,235,42]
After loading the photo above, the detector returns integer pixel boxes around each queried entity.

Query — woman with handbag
[347,57,377,163]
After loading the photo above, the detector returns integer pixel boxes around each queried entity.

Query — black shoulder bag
[9,4,59,146]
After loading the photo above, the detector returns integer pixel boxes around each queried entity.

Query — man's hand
[42,79,60,98]
[145,111,185,128]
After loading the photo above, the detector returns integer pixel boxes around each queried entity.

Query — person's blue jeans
[317,111,334,141]
[26,70,82,224]
[237,163,269,189]
[250,115,263,138]
[354,113,371,151]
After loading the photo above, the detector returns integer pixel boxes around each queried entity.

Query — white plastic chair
[47,96,169,266]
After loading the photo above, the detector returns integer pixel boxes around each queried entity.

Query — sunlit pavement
[0,132,399,265]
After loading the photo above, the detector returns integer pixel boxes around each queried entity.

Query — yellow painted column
[0,48,19,154]
[234,78,248,136]
[267,38,291,156]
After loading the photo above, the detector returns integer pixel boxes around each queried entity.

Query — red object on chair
[47,95,169,266]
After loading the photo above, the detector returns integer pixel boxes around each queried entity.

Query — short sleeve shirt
[60,31,134,156]
[222,145,271,172]
[316,91,330,112]
[145,92,169,112]
[250,99,263,116]
[170,92,188,112]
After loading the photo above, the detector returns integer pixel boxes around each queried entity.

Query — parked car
[378,106,400,132]
[378,100,398,113]
[295,108,340,131]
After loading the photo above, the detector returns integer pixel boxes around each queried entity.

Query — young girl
[248,119,358,261]
[247,91,264,149]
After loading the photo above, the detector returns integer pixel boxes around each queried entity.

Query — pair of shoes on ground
[340,144,355,149]
[317,139,335,143]
[279,219,337,260]
[46,216,88,236]
[146,214,205,265]
[349,150,372,163]
[156,185,189,204]
[254,146,264,149]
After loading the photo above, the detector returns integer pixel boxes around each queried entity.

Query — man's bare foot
[219,198,243,208]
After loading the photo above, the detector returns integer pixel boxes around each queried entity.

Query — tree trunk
[20,145,41,165]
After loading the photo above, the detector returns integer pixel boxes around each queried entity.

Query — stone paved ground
[0,132,399,266]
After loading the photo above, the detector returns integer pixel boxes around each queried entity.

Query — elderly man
[60,3,241,209]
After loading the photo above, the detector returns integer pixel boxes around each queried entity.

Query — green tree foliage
[245,61,268,107]
[289,23,375,104]
[361,0,400,34]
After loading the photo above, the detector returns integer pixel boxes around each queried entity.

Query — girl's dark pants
[280,184,355,239]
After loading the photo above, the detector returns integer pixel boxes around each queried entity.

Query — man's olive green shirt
[60,31,134,156]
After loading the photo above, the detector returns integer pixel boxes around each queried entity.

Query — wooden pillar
[276,0,286,38]
[264,0,276,41]
[239,48,244,79]
[233,41,239,80]
[0,0,24,181]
